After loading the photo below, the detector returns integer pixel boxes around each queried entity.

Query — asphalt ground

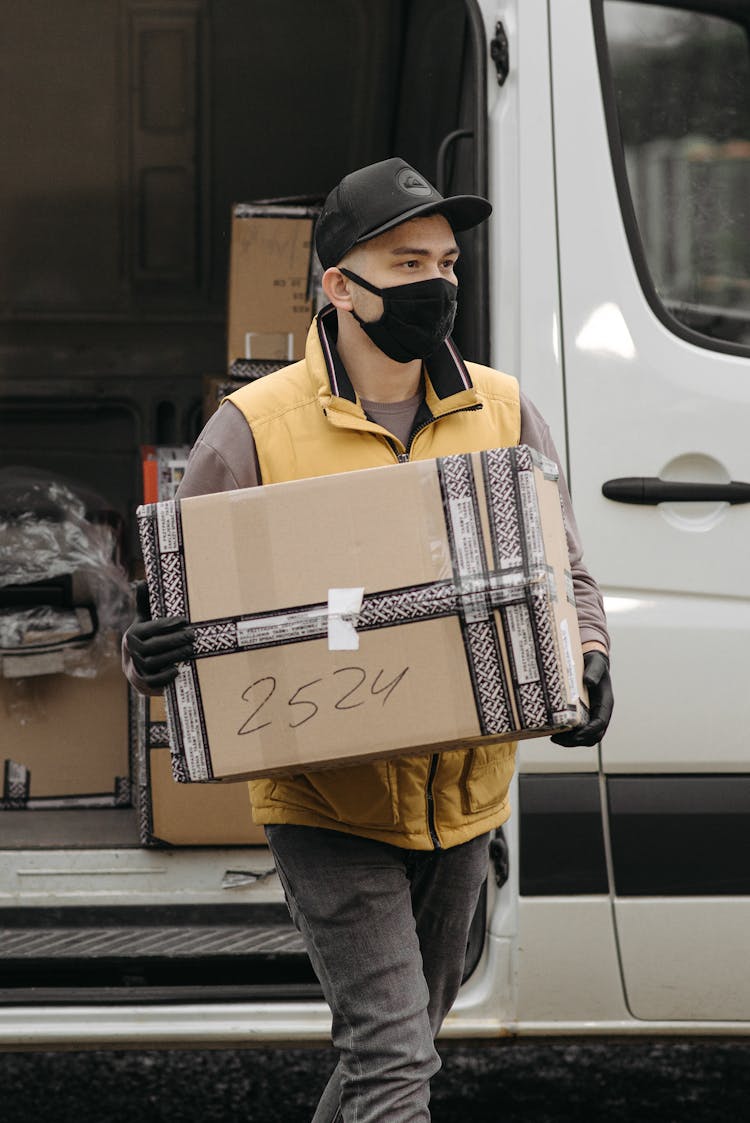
[2,1041,750,1122]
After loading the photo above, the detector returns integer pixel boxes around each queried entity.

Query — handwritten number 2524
[237,665,409,737]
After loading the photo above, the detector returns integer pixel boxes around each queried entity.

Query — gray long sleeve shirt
[124,387,609,694]
[174,390,609,651]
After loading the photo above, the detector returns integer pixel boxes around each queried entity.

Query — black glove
[124,581,195,688]
[551,650,613,748]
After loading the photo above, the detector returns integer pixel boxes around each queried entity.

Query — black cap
[315,157,492,269]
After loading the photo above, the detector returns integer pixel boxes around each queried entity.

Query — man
[125,158,612,1122]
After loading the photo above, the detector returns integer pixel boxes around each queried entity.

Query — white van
[1,0,749,1046]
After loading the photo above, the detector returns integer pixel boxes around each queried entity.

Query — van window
[599,1,750,350]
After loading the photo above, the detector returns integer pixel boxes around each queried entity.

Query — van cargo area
[0,0,488,554]
[0,0,489,1004]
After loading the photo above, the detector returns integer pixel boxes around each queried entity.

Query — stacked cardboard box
[226,201,324,376]
[1,661,131,809]
[132,691,265,846]
[137,446,588,784]
[200,201,324,425]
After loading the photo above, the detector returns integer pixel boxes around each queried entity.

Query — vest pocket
[461,742,517,815]
[268,759,400,829]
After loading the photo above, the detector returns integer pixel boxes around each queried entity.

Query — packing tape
[437,452,514,736]
[138,500,212,782]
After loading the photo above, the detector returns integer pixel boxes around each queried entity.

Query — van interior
[0,0,489,1002]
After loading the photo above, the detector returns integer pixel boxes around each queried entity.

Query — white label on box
[559,618,579,703]
[506,603,540,684]
[244,331,294,360]
[173,665,210,780]
[157,502,179,554]
[449,495,484,577]
[517,472,545,566]
[327,587,365,651]
[237,609,327,648]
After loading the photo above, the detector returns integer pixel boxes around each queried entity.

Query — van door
[551,0,750,1020]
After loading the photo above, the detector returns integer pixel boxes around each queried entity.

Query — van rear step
[0,904,320,1004]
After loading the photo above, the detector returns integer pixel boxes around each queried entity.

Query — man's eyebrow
[389,245,460,257]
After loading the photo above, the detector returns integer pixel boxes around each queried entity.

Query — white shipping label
[517,473,545,567]
[156,502,179,554]
[506,603,540,684]
[448,495,484,577]
[559,618,579,703]
[237,609,327,648]
[328,587,365,651]
[172,665,210,780]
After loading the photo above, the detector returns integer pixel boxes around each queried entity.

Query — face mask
[339,268,458,363]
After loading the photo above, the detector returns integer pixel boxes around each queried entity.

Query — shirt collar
[315,304,475,406]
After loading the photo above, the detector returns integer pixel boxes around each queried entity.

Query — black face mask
[340,268,458,363]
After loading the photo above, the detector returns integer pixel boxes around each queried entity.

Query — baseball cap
[314,157,492,269]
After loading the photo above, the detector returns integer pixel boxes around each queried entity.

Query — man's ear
[322,267,354,311]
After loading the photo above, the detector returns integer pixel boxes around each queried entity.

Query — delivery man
[124,158,613,1123]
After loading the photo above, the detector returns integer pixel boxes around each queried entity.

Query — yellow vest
[227,309,522,849]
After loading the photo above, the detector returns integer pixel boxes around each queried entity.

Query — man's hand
[124,581,195,688]
[551,651,613,748]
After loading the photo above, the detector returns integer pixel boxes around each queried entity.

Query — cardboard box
[226,203,323,371]
[1,658,131,808]
[137,446,588,783]
[133,691,266,846]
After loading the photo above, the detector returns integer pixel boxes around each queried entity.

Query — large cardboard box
[137,446,588,783]
[133,692,266,846]
[1,658,131,808]
[226,203,322,372]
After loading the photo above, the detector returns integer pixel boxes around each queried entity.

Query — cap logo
[396,168,433,197]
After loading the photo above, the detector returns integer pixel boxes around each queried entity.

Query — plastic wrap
[0,468,133,678]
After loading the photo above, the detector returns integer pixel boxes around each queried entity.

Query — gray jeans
[264,824,490,1123]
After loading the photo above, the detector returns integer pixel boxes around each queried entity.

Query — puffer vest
[226,307,522,849]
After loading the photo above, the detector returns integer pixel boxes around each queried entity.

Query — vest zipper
[386,403,484,464]
[425,754,441,849]
[404,402,483,461]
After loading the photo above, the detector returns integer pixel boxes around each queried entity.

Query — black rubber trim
[464,0,490,365]
[608,775,750,895]
[519,773,608,895]
[591,0,750,360]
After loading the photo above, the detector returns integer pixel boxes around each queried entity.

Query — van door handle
[602,477,750,505]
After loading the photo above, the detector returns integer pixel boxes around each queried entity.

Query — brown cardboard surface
[196,620,478,778]
[226,208,318,369]
[139,694,265,845]
[148,751,265,845]
[139,447,587,783]
[1,659,129,801]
